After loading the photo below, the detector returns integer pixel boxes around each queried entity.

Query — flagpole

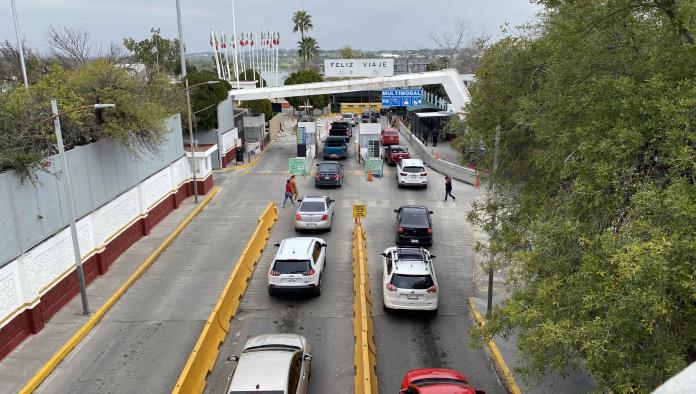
[231,0,241,89]
[211,31,222,79]
[240,33,246,80]
[223,32,233,82]
[275,32,280,88]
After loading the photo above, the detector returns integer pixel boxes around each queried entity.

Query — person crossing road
[283,179,295,208]
[445,175,456,201]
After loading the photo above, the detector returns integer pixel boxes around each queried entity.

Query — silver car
[226,334,312,394]
[295,195,335,231]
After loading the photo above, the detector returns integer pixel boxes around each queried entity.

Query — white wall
[0,156,192,329]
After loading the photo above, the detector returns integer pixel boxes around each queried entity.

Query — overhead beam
[228,68,471,111]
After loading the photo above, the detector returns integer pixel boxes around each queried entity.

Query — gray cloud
[1,0,541,54]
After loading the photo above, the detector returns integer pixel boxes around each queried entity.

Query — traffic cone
[434,150,440,160]
[368,171,373,182]
[475,171,479,189]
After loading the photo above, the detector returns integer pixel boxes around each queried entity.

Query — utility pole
[487,125,501,318]
[175,0,199,203]
[10,0,29,89]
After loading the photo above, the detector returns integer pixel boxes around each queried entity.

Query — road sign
[289,157,307,175]
[365,158,383,177]
[352,204,367,219]
[325,59,394,77]
[381,89,423,107]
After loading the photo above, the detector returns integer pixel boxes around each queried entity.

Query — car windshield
[390,146,407,153]
[300,201,326,212]
[412,377,469,387]
[390,274,434,289]
[402,166,425,173]
[400,208,429,226]
[397,249,426,261]
[272,260,311,274]
[326,139,345,147]
[385,130,398,135]
[318,164,339,173]
[330,130,347,135]
[342,114,352,118]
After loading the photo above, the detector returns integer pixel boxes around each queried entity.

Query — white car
[381,247,438,313]
[226,334,312,394]
[268,237,327,296]
[295,195,335,231]
[341,112,357,126]
[396,159,428,188]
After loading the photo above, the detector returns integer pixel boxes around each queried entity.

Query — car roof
[301,195,329,202]
[399,205,429,212]
[388,145,407,150]
[393,257,431,276]
[277,237,322,259]
[383,127,398,132]
[229,334,307,391]
[400,158,424,167]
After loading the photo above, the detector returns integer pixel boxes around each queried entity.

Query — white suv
[381,247,438,313]
[268,237,327,296]
[341,112,357,126]
[396,159,428,188]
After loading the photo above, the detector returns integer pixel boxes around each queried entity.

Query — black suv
[394,206,433,246]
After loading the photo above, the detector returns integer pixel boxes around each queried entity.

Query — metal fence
[0,115,184,268]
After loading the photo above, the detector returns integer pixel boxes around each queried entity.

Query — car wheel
[314,277,322,297]
[383,302,390,312]
[268,287,276,297]
[423,184,428,189]
[428,308,438,317]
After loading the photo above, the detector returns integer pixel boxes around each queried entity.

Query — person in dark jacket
[445,175,456,201]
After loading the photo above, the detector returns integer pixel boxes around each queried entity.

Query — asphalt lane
[207,121,503,393]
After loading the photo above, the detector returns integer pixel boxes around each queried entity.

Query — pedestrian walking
[432,131,439,147]
[290,175,299,201]
[283,179,295,208]
[445,175,456,201]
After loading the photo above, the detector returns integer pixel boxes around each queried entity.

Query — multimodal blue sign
[381,89,423,107]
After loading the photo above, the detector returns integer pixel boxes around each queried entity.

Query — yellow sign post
[352,204,367,222]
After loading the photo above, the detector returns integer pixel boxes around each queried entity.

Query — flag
[209,31,214,48]
[220,32,227,49]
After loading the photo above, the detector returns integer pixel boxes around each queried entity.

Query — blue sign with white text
[381,89,423,107]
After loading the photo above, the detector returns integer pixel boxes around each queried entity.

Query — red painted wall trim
[0,178,206,361]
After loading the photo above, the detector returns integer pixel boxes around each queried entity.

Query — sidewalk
[422,140,462,165]
[0,197,198,394]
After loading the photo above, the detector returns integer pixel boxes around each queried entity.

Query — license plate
[307,223,316,227]
[330,154,338,158]
[406,294,419,300]
[410,239,419,244]
[284,278,299,283]
[324,176,330,180]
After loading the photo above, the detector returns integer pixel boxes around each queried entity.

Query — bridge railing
[353,221,378,394]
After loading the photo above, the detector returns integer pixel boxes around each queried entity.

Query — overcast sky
[2,0,542,54]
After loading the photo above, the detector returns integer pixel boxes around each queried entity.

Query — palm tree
[297,37,319,69]
[292,10,313,65]
[291,10,313,42]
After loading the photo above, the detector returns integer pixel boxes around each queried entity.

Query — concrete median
[172,201,278,394]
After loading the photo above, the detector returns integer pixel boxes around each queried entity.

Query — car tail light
[400,172,407,176]
[295,213,302,221]
[420,172,427,176]
[321,213,329,220]
[386,283,398,292]
[427,227,433,234]
[303,268,316,276]
[427,285,438,293]
[270,270,280,276]
[331,174,339,180]
[398,226,404,234]
[315,174,321,179]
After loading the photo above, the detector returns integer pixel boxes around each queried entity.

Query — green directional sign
[364,158,382,176]
[289,157,307,175]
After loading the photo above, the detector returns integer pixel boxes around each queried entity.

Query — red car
[400,368,486,394]
[384,145,411,165]
[381,127,400,145]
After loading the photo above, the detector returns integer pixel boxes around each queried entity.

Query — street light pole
[50,100,116,315]
[10,0,29,89]
[486,125,501,318]
[175,0,199,204]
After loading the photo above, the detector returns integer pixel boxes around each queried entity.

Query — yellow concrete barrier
[20,186,222,394]
[352,222,378,394]
[172,201,278,394]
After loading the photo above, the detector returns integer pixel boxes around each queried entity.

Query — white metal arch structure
[228,68,471,111]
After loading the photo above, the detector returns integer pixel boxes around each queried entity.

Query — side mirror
[322,243,328,248]
[393,209,399,213]
[274,243,280,247]
[297,198,303,202]
[380,253,387,257]
[429,211,434,214]
[303,354,313,361]
[430,255,436,259]
[227,355,239,362]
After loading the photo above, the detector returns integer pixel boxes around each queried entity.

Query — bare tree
[101,42,129,64]
[430,18,471,69]
[0,39,42,83]
[46,26,92,67]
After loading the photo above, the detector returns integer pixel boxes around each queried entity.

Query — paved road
[207,122,504,393]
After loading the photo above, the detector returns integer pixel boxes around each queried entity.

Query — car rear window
[397,249,426,261]
[330,129,347,135]
[385,130,398,135]
[390,274,434,289]
[402,166,425,173]
[318,164,339,172]
[342,114,352,118]
[300,201,325,212]
[272,260,311,274]
[400,208,429,226]
[390,146,407,153]
[326,139,345,147]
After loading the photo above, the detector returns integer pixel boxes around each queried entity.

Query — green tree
[237,69,273,119]
[297,37,320,70]
[291,10,313,42]
[339,45,360,59]
[463,1,696,391]
[123,30,182,75]
[284,69,329,110]
[0,60,178,178]
[186,69,230,130]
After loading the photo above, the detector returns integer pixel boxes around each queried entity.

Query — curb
[220,137,276,173]
[468,298,522,394]
[19,187,222,394]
